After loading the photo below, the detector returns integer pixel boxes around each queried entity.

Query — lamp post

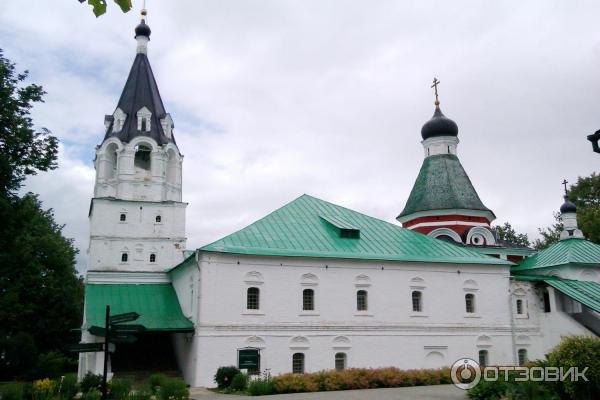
[588,129,600,154]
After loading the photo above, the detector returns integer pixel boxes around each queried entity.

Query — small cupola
[421,106,459,140]
[559,181,584,240]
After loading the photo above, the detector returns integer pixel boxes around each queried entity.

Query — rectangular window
[247,287,260,310]
[465,294,475,313]
[516,299,523,314]
[478,350,488,367]
[518,349,527,366]
[292,353,304,374]
[335,352,346,371]
[412,291,422,312]
[357,290,368,311]
[303,289,314,311]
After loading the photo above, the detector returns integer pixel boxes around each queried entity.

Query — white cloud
[3,0,599,271]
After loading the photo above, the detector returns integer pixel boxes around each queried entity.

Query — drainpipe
[508,279,517,365]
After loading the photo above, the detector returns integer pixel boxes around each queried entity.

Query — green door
[238,348,260,374]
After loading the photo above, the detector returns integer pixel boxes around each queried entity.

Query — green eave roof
[200,194,511,266]
[84,284,193,331]
[512,238,600,272]
[398,154,494,219]
[546,279,600,312]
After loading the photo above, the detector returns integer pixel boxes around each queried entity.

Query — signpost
[66,306,143,400]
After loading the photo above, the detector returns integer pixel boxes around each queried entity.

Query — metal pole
[101,305,110,400]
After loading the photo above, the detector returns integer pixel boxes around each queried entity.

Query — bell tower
[88,14,187,273]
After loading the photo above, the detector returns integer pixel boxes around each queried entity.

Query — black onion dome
[560,196,577,213]
[135,20,151,38]
[421,106,459,140]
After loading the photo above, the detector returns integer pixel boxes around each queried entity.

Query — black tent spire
[103,11,175,146]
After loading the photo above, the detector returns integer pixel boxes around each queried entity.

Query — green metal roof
[84,284,193,331]
[546,279,600,312]
[397,154,494,220]
[200,194,511,265]
[512,238,600,272]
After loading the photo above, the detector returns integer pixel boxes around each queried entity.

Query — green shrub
[467,376,510,400]
[546,335,600,400]
[81,390,101,400]
[127,386,152,400]
[35,352,70,379]
[157,378,188,400]
[214,366,240,389]
[247,376,275,396]
[80,372,103,393]
[0,382,25,400]
[229,373,248,391]
[58,374,79,400]
[108,378,131,400]
[0,333,38,380]
[147,374,167,394]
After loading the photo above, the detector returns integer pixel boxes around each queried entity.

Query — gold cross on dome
[431,77,440,105]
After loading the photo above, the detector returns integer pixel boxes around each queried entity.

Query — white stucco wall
[88,198,187,272]
[185,252,543,387]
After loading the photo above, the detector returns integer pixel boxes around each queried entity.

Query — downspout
[508,278,517,365]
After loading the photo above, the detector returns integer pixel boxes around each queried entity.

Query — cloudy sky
[1,1,598,272]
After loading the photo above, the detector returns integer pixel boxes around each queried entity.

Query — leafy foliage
[214,366,241,389]
[492,222,531,247]
[246,376,275,396]
[156,378,188,400]
[58,374,80,400]
[0,383,26,400]
[80,373,103,394]
[546,336,600,400]
[534,212,564,250]
[0,50,58,196]
[229,373,248,391]
[78,0,133,17]
[568,173,600,244]
[0,50,83,380]
[147,373,167,394]
[108,378,132,400]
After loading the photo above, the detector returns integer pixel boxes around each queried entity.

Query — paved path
[190,385,467,400]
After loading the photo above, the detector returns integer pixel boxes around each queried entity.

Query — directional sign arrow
[109,334,137,344]
[109,312,140,325]
[65,343,104,353]
[111,324,146,334]
[89,326,107,337]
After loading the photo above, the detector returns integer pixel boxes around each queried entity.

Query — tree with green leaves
[533,173,600,250]
[78,0,133,17]
[0,49,83,380]
[491,222,531,247]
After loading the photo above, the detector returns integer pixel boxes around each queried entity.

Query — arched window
[465,293,476,313]
[518,349,528,366]
[247,287,260,310]
[120,213,126,222]
[412,291,422,312]
[155,215,162,223]
[134,144,152,171]
[303,289,314,311]
[292,353,304,374]
[335,352,346,371]
[356,290,368,311]
[543,290,551,313]
[149,253,156,263]
[478,350,488,367]
[121,253,128,262]
[516,299,523,314]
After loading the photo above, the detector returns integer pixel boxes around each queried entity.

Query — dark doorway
[111,332,178,374]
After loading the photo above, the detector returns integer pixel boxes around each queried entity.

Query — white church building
[78,17,600,387]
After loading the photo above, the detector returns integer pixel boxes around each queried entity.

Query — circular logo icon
[451,358,481,390]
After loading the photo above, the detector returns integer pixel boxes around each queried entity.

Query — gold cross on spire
[562,179,568,195]
[431,77,440,106]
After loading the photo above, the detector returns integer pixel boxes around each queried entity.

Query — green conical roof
[512,237,600,272]
[201,194,510,265]
[398,154,494,220]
